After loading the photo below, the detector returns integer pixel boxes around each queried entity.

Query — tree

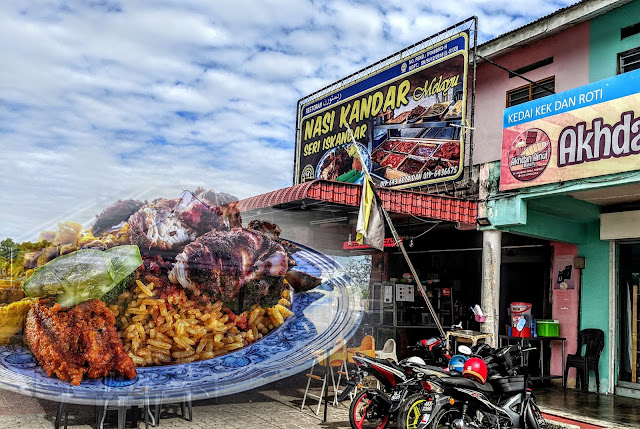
[0,238,19,261]
[340,255,373,299]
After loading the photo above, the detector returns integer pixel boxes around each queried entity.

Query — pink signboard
[500,69,640,191]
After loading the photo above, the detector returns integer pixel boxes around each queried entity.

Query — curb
[541,408,629,429]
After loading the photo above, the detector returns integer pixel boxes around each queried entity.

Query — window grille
[619,47,640,74]
[506,77,555,107]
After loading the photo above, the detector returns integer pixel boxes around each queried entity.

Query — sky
[0,0,576,241]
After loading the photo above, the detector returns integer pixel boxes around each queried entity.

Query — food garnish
[22,245,142,308]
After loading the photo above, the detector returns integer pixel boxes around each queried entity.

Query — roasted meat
[168,228,292,311]
[25,298,137,385]
[247,219,282,240]
[247,220,322,293]
[127,190,240,252]
[193,187,238,208]
[91,199,144,236]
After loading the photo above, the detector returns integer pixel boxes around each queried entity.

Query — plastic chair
[301,344,348,415]
[347,335,376,364]
[563,328,604,392]
[375,338,398,363]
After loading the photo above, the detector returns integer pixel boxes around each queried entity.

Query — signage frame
[294,18,478,190]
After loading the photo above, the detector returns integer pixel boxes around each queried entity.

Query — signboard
[501,68,640,191]
[343,237,401,250]
[295,33,469,189]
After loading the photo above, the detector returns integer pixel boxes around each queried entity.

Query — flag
[355,174,385,251]
[346,140,385,251]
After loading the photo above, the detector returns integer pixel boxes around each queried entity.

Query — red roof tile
[237,180,477,224]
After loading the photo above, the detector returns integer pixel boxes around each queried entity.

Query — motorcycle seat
[440,376,494,395]
[413,364,450,377]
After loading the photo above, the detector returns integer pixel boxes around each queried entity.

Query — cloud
[0,0,576,240]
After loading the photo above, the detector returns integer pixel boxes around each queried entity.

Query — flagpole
[347,129,446,339]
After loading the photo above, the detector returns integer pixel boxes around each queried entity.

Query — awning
[237,180,478,224]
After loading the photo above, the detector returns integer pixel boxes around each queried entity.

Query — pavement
[0,373,354,429]
[0,373,635,428]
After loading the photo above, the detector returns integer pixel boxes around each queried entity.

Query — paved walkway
[0,373,353,429]
[0,374,636,428]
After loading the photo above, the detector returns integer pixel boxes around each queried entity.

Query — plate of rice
[0,243,363,405]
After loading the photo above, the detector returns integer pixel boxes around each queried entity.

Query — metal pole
[323,348,329,422]
[467,16,478,186]
[476,54,555,95]
[346,128,446,338]
[379,202,446,339]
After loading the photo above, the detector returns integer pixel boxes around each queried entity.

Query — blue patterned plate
[0,244,363,405]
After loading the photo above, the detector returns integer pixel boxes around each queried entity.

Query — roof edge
[237,180,478,224]
[478,0,633,60]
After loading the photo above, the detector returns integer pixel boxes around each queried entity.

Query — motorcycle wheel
[525,399,546,429]
[397,393,427,429]
[349,389,390,429]
[428,406,464,429]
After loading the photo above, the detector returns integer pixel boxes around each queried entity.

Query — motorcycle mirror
[458,345,472,355]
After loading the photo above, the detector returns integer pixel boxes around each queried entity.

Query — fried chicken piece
[25,298,137,385]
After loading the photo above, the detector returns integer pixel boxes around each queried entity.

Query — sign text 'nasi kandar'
[500,69,640,191]
[295,33,469,189]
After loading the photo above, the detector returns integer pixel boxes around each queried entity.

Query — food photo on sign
[0,188,366,405]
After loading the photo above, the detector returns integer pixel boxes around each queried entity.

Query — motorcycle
[412,337,451,367]
[341,350,449,429]
[399,344,547,429]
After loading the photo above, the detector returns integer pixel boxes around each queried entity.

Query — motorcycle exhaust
[370,391,392,408]
[451,418,480,429]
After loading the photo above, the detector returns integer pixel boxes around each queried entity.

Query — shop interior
[239,198,552,364]
[617,242,640,387]
[361,221,551,360]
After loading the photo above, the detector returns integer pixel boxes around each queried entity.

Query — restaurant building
[474,0,640,396]
[234,0,640,397]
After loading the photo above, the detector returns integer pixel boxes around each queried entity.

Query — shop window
[506,76,555,107]
[618,47,640,74]
[621,22,640,39]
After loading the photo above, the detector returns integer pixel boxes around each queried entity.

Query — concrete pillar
[481,229,502,347]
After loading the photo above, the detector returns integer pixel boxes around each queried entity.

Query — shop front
[236,179,483,359]
[484,68,640,395]
[601,211,640,397]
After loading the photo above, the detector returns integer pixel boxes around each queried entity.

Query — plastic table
[498,335,566,382]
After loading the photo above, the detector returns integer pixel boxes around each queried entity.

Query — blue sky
[0,0,575,241]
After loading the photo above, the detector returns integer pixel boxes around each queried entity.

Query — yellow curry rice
[112,280,293,366]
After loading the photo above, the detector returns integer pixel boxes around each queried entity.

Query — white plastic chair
[375,338,398,363]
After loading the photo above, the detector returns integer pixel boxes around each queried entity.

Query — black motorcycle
[341,350,449,429]
[399,344,546,429]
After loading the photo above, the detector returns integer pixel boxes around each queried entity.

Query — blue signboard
[295,33,469,189]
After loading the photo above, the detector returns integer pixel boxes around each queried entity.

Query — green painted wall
[506,210,589,244]
[577,221,611,391]
[590,0,640,82]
